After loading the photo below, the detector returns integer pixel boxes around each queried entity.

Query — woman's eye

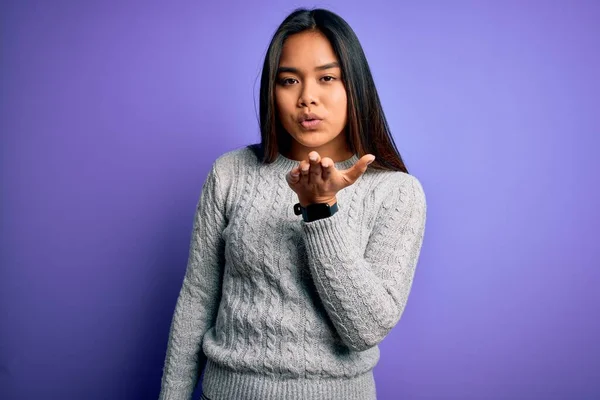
[280,78,297,85]
[321,76,336,82]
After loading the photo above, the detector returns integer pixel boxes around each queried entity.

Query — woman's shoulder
[368,168,424,191]
[206,146,258,207]
[213,146,257,172]
[365,169,426,210]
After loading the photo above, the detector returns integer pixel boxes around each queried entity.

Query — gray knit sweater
[159,146,427,400]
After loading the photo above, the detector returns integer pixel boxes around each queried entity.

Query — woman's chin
[293,130,331,144]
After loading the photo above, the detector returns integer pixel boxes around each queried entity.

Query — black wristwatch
[294,201,338,222]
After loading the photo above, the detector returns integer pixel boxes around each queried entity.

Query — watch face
[293,203,303,215]
[306,203,331,219]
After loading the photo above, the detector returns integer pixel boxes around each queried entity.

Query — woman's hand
[286,151,375,207]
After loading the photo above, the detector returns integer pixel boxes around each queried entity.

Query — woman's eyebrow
[277,62,340,74]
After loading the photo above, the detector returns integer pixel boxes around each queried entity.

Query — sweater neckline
[269,152,361,173]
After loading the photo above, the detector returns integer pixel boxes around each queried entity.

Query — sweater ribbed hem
[201,359,376,400]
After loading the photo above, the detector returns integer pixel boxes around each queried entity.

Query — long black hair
[248,7,409,173]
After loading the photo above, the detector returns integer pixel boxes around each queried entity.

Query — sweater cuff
[159,385,194,400]
[300,209,356,261]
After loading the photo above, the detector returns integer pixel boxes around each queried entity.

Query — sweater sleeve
[300,174,426,352]
[159,163,227,400]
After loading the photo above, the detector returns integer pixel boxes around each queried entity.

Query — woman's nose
[297,82,318,107]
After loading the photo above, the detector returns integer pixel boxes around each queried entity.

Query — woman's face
[275,30,350,160]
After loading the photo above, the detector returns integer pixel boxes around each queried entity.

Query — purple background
[1,1,599,399]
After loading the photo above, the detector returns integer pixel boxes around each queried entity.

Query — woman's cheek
[329,86,347,104]
[276,92,295,113]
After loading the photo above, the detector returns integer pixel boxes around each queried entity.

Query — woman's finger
[321,157,333,180]
[308,152,322,180]
[343,155,375,186]
[290,166,300,180]
[299,160,310,182]
[286,167,300,186]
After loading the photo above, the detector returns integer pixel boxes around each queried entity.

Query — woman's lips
[300,119,322,129]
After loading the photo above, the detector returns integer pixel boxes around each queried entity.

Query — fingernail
[309,155,317,161]
[367,157,375,165]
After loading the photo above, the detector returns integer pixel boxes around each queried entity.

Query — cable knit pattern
[159,146,427,400]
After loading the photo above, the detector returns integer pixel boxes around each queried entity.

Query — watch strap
[293,201,338,222]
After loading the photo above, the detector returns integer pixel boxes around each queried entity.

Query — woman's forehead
[279,31,338,68]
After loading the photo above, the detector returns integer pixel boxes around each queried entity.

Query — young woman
[159,8,427,400]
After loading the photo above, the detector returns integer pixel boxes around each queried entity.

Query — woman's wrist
[298,197,337,208]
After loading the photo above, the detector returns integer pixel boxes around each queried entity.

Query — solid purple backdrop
[1,1,598,399]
